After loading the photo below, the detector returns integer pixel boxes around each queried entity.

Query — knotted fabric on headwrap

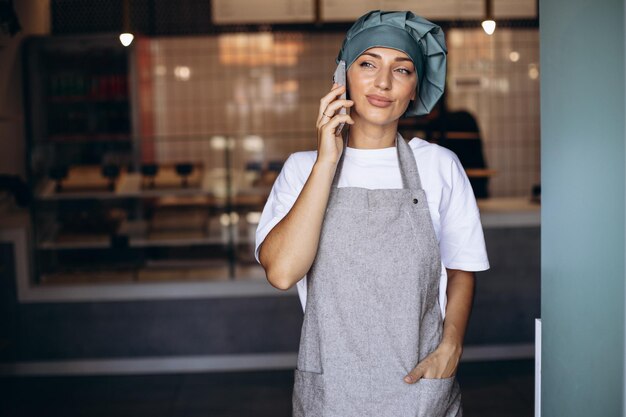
[336,10,447,117]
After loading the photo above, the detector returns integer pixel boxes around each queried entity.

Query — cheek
[347,73,364,94]
[411,77,418,99]
[347,82,366,106]
[398,81,417,103]
[347,67,375,91]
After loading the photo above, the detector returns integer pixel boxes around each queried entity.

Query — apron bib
[293,133,462,417]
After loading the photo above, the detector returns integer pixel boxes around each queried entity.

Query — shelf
[123,218,256,248]
[35,172,271,202]
[38,236,112,250]
[46,133,131,143]
[477,197,540,212]
[466,168,498,178]
[38,263,268,286]
[37,217,259,250]
[36,222,113,250]
[47,95,129,104]
[40,270,136,285]
[36,179,126,201]
[136,267,234,282]
[36,235,257,250]
[129,235,227,247]
[477,197,540,228]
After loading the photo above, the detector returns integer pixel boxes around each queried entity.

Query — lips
[366,94,394,108]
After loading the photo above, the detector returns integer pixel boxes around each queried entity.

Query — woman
[256,10,489,417]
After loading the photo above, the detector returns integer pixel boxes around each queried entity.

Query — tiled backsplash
[138,28,539,198]
[447,29,540,197]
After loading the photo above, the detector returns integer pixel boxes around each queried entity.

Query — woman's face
[346,47,418,127]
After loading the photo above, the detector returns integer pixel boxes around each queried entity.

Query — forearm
[259,160,337,290]
[441,269,476,352]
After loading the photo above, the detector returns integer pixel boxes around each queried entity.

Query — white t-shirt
[255,137,490,319]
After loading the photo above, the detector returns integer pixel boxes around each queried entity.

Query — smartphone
[332,60,348,136]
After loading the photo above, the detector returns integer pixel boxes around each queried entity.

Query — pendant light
[119,0,134,46]
[481,0,496,35]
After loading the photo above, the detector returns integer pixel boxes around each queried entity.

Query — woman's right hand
[316,83,354,166]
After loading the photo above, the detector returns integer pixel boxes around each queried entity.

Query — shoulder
[407,137,465,185]
[276,150,317,189]
[408,137,461,165]
[284,150,317,174]
[285,150,317,166]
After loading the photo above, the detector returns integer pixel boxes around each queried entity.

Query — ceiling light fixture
[119,0,134,46]
[482,0,496,35]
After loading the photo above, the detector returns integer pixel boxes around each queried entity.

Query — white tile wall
[140,28,540,197]
[447,28,540,197]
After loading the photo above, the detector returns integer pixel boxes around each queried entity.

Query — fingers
[315,83,352,163]
[317,84,349,123]
[316,100,353,128]
[404,363,455,384]
[404,365,426,384]
[317,83,346,119]
[319,113,354,135]
[325,99,354,117]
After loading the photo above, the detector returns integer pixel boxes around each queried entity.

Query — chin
[354,108,402,127]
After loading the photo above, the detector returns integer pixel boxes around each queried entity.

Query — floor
[0,359,534,417]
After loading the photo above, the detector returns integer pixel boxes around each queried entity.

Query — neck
[347,117,399,149]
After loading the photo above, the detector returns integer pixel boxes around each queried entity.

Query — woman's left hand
[403,342,462,383]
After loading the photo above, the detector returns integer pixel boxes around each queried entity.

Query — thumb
[404,363,426,384]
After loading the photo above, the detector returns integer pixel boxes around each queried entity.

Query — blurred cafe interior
[0,0,540,415]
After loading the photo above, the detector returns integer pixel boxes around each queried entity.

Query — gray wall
[540,0,625,415]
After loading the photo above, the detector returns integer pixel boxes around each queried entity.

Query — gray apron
[293,133,463,417]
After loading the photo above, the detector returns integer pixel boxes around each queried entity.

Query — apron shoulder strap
[330,132,424,191]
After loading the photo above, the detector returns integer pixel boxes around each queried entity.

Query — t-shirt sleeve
[438,151,490,272]
[254,153,307,264]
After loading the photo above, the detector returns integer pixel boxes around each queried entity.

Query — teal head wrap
[336,10,447,117]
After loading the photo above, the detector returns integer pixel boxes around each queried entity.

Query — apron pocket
[293,369,324,417]
[414,376,461,417]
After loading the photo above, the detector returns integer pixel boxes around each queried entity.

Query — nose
[374,67,392,90]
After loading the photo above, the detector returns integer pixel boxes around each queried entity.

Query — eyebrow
[360,52,413,63]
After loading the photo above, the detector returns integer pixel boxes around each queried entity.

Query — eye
[395,67,413,75]
[359,61,375,69]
